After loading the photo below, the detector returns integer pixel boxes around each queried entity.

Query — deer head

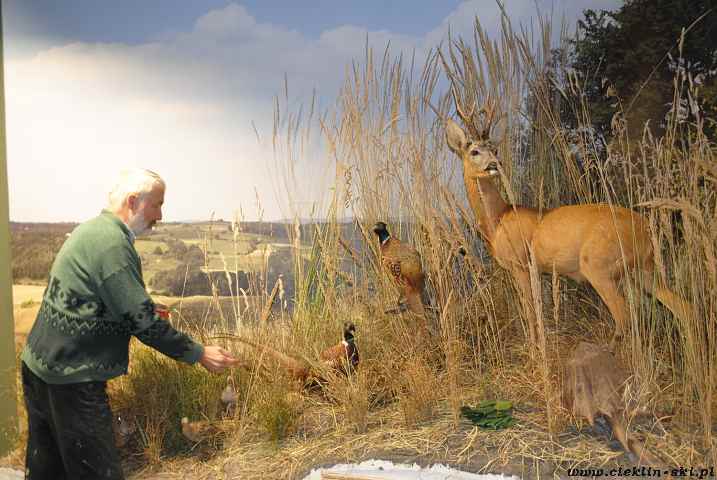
[445,118,499,179]
[445,90,500,179]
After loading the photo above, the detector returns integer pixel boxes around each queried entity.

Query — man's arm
[99,264,239,371]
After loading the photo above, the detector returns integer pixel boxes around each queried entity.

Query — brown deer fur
[564,342,667,467]
[445,113,692,347]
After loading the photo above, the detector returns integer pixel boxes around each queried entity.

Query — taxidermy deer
[564,342,668,468]
[445,93,692,348]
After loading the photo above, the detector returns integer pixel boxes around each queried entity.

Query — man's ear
[126,194,139,212]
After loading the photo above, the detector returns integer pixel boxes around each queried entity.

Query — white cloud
[195,3,258,34]
[5,0,621,222]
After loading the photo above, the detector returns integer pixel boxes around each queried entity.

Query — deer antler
[450,84,482,139]
[477,97,498,140]
[440,42,500,141]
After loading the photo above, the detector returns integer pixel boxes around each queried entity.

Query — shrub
[149,264,250,297]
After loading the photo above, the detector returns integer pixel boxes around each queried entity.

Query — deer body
[531,204,653,280]
[447,117,690,346]
[472,167,653,282]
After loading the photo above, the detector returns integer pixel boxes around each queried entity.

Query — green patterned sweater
[22,210,204,384]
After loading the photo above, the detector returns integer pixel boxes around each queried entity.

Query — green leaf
[460,401,517,430]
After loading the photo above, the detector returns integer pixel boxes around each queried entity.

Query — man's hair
[107,169,165,211]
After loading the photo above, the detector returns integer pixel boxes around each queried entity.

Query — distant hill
[10,222,78,233]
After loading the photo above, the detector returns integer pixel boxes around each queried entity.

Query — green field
[11,221,309,298]
[139,224,313,298]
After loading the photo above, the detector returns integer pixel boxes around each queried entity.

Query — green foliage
[460,401,517,430]
[571,0,717,139]
[266,247,297,302]
[149,265,249,296]
[252,374,300,444]
[294,230,326,314]
[111,342,232,454]
[184,245,206,267]
[164,238,189,259]
[10,227,71,281]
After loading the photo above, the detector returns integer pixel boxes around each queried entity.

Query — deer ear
[445,119,467,154]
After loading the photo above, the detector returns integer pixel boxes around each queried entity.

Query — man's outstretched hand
[199,346,241,373]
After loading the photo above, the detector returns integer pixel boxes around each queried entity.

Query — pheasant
[220,376,238,416]
[180,417,232,444]
[319,322,359,375]
[113,413,136,448]
[225,336,312,384]
[372,221,426,317]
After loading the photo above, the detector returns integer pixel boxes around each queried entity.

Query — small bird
[221,376,238,416]
[320,322,359,374]
[372,221,426,317]
[181,417,229,444]
[113,414,136,448]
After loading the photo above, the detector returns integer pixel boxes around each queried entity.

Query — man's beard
[127,210,152,236]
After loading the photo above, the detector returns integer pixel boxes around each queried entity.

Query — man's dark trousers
[21,362,124,479]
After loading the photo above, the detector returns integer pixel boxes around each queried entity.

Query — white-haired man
[20,169,239,479]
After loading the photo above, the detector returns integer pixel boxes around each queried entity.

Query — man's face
[128,184,164,236]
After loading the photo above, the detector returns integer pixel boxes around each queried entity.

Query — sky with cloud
[3,0,621,222]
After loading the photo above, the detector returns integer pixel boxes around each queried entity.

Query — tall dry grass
[433,10,716,462]
[5,9,713,479]
[261,8,715,470]
[134,11,714,473]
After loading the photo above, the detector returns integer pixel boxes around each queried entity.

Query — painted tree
[570,0,717,139]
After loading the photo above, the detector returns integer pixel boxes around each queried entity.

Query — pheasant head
[372,221,390,244]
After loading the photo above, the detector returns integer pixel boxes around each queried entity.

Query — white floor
[302,459,519,480]
[1,459,521,479]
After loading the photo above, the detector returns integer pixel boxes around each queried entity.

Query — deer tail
[640,270,693,326]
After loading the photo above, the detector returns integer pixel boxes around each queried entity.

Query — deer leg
[512,268,538,356]
[639,267,693,326]
[607,414,666,468]
[582,269,629,348]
